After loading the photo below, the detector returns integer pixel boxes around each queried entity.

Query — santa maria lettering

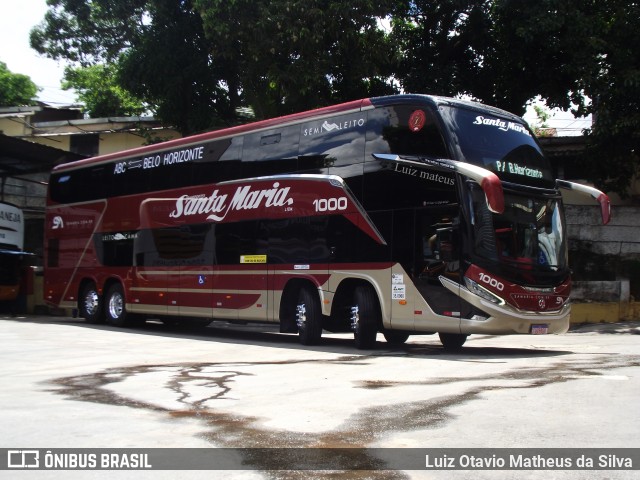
[473,116,531,137]
[169,182,293,222]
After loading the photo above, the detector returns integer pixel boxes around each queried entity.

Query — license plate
[531,324,549,335]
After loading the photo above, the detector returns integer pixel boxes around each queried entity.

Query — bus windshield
[442,105,555,189]
[468,185,568,274]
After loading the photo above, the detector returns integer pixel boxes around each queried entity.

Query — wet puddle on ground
[46,350,640,478]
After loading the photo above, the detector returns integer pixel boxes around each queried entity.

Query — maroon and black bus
[44,94,610,349]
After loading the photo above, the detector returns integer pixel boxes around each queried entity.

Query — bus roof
[53,98,371,173]
[51,94,524,173]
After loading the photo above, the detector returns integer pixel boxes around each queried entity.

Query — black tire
[383,331,410,345]
[184,318,212,329]
[351,285,380,350]
[79,282,104,324]
[104,283,130,327]
[439,332,468,351]
[295,286,323,345]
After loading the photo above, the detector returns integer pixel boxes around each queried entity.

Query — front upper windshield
[442,105,555,189]
[469,186,568,272]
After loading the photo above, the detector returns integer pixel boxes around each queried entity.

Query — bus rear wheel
[439,332,468,351]
[80,282,104,324]
[295,286,322,345]
[351,285,379,350]
[104,284,130,327]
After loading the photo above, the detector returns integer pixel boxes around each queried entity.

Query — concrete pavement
[1,315,639,479]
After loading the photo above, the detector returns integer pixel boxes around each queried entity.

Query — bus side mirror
[557,180,611,225]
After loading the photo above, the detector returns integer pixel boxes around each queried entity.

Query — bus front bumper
[440,276,571,335]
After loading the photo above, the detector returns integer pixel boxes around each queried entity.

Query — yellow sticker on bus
[240,254,267,264]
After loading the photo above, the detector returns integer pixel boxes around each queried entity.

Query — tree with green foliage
[390,1,489,102]
[31,0,397,131]
[581,0,640,197]
[390,0,607,116]
[391,0,640,195]
[117,0,235,135]
[62,64,146,117]
[194,0,398,119]
[31,0,227,134]
[29,0,640,195]
[29,0,147,65]
[0,62,39,106]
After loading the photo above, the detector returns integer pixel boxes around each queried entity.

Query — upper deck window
[366,105,448,159]
[442,106,555,188]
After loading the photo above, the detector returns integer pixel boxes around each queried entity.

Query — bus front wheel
[439,332,468,351]
[351,285,379,350]
[295,286,322,345]
[383,331,410,345]
[80,282,104,324]
[104,284,130,327]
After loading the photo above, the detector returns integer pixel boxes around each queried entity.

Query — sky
[0,0,590,134]
[0,0,76,105]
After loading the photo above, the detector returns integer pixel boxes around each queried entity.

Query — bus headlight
[464,277,505,306]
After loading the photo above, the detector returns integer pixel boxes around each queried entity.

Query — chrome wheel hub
[296,304,306,329]
[350,305,359,331]
[84,291,99,315]
[108,293,123,319]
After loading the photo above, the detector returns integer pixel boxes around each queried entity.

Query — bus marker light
[415,310,422,315]
[399,300,407,305]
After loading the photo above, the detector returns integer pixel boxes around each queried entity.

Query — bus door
[132,227,169,317]
[174,223,218,320]
[412,206,465,323]
[214,220,268,322]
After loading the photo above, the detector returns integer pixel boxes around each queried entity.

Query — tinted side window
[327,215,389,263]
[94,231,136,267]
[134,224,214,267]
[265,218,331,264]
[365,105,448,159]
[363,105,454,211]
[49,167,109,204]
[299,112,367,176]
[241,126,300,178]
[190,138,241,185]
[216,221,266,265]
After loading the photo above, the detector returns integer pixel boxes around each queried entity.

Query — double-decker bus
[44,95,610,349]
